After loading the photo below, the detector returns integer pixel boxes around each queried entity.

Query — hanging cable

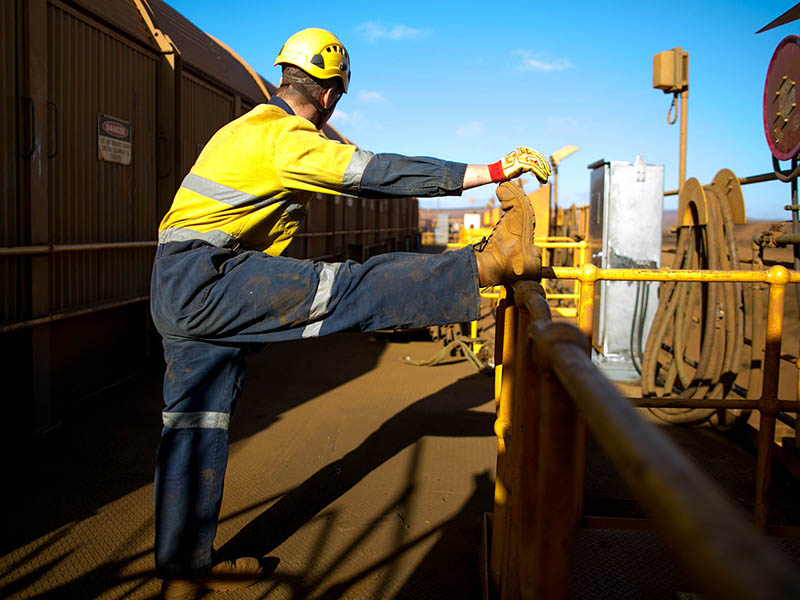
[667,92,679,125]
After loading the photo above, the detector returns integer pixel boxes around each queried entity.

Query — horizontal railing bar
[294,227,415,239]
[541,333,800,599]
[547,265,800,284]
[0,231,419,253]
[0,296,150,333]
[0,241,158,256]
[664,172,778,196]
[535,241,585,249]
[584,520,800,538]
[630,398,800,412]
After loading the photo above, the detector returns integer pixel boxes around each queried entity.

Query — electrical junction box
[587,156,664,381]
[653,47,689,93]
[434,213,449,245]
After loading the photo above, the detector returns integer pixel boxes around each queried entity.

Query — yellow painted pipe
[491,291,517,588]
[578,277,595,340]
[551,264,800,284]
[755,266,788,530]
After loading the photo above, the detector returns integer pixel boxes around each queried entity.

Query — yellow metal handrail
[551,263,798,525]
[490,266,800,599]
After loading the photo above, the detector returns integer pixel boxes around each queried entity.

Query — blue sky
[168,0,797,219]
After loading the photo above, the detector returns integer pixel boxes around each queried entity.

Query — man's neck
[276,93,320,127]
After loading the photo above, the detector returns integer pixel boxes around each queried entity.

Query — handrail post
[577,263,597,341]
[529,323,582,599]
[574,263,597,524]
[755,266,788,529]
[491,285,516,591]
[501,305,535,599]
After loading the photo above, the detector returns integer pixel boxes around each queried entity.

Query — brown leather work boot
[160,557,265,600]
[473,182,541,286]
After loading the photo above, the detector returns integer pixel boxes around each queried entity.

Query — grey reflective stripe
[284,203,306,215]
[158,228,238,248]
[162,411,230,430]
[342,149,375,191]
[302,262,341,338]
[181,173,266,208]
[302,320,323,338]
[309,262,341,319]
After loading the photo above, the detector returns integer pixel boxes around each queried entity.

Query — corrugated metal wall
[3,0,421,433]
[47,0,157,311]
[1,1,23,323]
[180,71,234,178]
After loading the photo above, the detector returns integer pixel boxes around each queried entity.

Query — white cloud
[330,108,366,127]
[356,21,425,42]
[512,49,573,72]
[357,90,387,104]
[456,121,484,137]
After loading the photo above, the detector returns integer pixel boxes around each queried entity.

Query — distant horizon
[417,206,788,224]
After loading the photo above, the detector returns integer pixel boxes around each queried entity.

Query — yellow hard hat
[275,28,350,93]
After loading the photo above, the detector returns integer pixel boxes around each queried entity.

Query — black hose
[641,187,745,425]
[630,281,650,375]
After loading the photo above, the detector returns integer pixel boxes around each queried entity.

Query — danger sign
[97,114,132,165]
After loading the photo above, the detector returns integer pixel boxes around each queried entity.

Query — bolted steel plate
[763,35,800,160]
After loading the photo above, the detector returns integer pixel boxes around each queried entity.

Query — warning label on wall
[97,114,132,165]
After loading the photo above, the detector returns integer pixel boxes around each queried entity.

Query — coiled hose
[641,186,745,425]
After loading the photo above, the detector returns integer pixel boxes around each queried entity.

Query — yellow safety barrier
[488,271,800,600]
[441,236,589,356]
[536,238,587,317]
[550,264,800,528]
[478,238,587,315]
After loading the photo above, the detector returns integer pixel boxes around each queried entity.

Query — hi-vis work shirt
[158,97,468,256]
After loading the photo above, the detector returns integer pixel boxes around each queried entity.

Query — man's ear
[321,87,341,110]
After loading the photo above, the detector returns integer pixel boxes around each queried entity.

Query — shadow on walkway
[217,371,494,598]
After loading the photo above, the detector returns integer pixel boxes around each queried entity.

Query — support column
[22,0,52,429]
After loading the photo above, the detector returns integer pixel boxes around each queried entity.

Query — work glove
[489,147,551,184]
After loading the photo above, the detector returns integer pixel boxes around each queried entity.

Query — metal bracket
[772,155,800,183]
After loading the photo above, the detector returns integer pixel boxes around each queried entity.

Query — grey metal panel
[179,71,233,178]
[588,164,607,350]
[47,1,158,311]
[0,0,24,322]
[588,157,663,379]
[601,160,662,355]
[149,0,267,106]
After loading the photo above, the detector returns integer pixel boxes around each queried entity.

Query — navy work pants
[149,240,481,576]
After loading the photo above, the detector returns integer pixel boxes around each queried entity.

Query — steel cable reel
[641,177,747,427]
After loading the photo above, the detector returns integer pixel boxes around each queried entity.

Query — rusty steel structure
[1,0,417,432]
[488,274,800,600]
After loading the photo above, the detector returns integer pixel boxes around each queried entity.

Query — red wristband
[488,161,505,183]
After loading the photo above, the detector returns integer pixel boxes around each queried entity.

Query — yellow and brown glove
[489,146,551,184]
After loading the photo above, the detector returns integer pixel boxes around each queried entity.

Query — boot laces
[472,211,507,252]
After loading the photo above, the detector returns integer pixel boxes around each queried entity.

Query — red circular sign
[102,121,128,138]
[763,35,800,160]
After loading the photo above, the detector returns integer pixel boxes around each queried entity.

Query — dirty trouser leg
[153,243,482,343]
[153,337,247,578]
[150,241,481,575]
